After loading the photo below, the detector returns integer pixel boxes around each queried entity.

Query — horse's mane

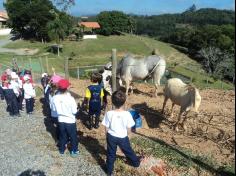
[185,83,197,108]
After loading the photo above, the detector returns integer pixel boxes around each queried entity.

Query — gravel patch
[0,100,106,176]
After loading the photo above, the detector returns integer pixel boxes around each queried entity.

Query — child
[84,72,104,129]
[52,79,79,157]
[102,90,141,176]
[2,75,20,117]
[41,73,49,91]
[23,75,36,115]
[49,83,59,141]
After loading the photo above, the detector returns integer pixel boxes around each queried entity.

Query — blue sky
[0,0,235,16]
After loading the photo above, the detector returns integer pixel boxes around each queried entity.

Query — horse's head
[187,84,201,113]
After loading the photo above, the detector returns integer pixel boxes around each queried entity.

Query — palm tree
[47,11,66,56]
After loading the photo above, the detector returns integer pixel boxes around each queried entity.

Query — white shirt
[52,92,77,123]
[9,80,20,97]
[49,94,58,118]
[102,70,112,94]
[23,83,36,99]
[102,110,135,138]
[18,79,23,89]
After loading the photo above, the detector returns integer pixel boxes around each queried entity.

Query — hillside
[0,34,233,89]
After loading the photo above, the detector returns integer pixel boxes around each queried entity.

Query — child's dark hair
[111,90,126,108]
[90,72,102,83]
[58,88,67,94]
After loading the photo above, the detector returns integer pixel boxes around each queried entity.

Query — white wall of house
[83,35,97,39]
[0,28,11,35]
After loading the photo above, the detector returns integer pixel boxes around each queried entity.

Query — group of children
[0,67,141,175]
[0,68,36,117]
[41,71,143,176]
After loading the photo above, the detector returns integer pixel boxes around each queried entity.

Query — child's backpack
[129,109,142,132]
[88,85,102,111]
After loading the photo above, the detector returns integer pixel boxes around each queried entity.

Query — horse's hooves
[175,126,179,132]
[182,124,187,131]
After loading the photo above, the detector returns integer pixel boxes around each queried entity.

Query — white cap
[41,73,48,78]
[11,72,18,79]
[6,68,12,75]
[23,75,30,81]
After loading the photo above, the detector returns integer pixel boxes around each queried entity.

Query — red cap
[58,79,70,89]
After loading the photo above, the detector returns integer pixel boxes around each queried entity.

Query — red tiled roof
[79,22,100,29]
[0,11,8,19]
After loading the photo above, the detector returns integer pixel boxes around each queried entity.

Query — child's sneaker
[59,151,64,155]
[70,151,79,158]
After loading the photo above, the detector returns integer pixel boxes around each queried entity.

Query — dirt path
[70,79,235,169]
[0,36,38,55]
[0,98,106,176]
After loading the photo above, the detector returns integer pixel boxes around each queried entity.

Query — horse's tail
[154,58,166,85]
[116,56,126,79]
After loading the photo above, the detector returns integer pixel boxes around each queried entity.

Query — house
[0,11,8,28]
[78,22,100,39]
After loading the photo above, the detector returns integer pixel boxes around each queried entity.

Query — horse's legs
[174,107,184,132]
[125,80,130,96]
[154,83,158,97]
[161,97,168,114]
[181,111,190,131]
[170,103,175,118]
[130,83,134,94]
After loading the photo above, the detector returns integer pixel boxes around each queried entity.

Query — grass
[0,34,234,89]
[0,35,9,40]
[172,66,234,90]
[128,135,235,176]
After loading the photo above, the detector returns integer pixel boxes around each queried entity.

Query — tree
[97,11,136,36]
[200,47,235,82]
[200,47,221,75]
[47,11,67,56]
[5,0,55,41]
[54,0,75,11]
[185,4,197,13]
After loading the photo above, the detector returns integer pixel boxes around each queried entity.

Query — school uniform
[49,91,59,140]
[23,82,35,114]
[2,83,20,116]
[102,110,140,175]
[17,78,24,111]
[52,92,78,154]
[85,84,104,128]
[0,85,4,100]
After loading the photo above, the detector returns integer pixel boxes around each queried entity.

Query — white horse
[117,54,166,96]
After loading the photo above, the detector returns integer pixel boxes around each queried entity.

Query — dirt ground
[69,78,235,173]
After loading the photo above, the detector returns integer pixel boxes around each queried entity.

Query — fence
[68,64,191,85]
[68,64,234,90]
[0,55,233,90]
[69,65,105,79]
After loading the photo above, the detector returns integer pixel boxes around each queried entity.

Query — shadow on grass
[44,117,58,143]
[18,169,46,176]
[79,135,107,172]
[39,98,50,117]
[39,98,58,143]
[131,102,172,129]
[134,132,235,176]
[76,102,91,130]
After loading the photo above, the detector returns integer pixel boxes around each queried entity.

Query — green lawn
[0,34,234,89]
[0,35,9,40]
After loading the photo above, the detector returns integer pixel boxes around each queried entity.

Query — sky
[0,0,235,16]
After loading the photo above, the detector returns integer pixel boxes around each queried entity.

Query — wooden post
[46,56,49,74]
[77,66,80,79]
[64,57,69,79]
[21,58,24,70]
[29,57,34,81]
[39,57,44,74]
[112,49,117,93]
[28,57,32,70]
